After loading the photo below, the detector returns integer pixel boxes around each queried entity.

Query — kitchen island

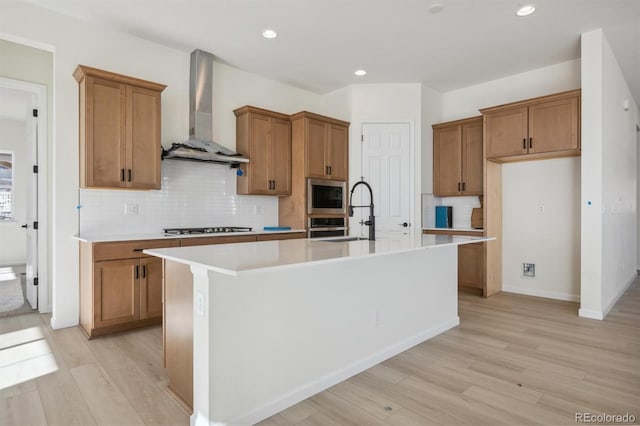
[145,233,493,425]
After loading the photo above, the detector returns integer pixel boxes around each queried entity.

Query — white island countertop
[145,233,493,276]
[74,228,306,243]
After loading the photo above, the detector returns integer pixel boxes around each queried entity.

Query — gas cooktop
[163,226,253,236]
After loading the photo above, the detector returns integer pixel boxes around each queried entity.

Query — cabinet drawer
[256,232,307,241]
[180,235,257,247]
[94,239,180,261]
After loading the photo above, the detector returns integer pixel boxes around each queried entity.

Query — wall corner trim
[578,308,604,320]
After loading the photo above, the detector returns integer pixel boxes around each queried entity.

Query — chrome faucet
[348,180,375,241]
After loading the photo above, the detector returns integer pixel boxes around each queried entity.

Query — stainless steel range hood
[162,49,248,166]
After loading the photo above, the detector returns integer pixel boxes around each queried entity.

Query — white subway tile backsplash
[421,194,481,229]
[79,160,279,235]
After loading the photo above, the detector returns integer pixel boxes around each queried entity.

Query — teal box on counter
[435,206,452,228]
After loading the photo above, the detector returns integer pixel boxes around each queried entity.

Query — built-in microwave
[307,178,347,215]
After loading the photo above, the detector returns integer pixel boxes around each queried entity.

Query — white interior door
[25,99,38,309]
[361,123,412,235]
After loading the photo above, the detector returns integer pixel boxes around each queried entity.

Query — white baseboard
[502,286,579,302]
[228,317,460,426]
[578,308,603,320]
[602,272,636,318]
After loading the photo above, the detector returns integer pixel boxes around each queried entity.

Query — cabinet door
[433,125,462,196]
[461,120,483,195]
[271,117,292,195]
[528,96,579,154]
[94,259,140,328]
[140,257,163,320]
[458,243,485,289]
[85,77,127,188]
[327,124,348,181]
[127,86,162,189]
[306,118,328,178]
[485,107,528,159]
[248,113,272,194]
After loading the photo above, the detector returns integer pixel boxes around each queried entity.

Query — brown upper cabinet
[433,116,483,197]
[481,90,580,162]
[291,112,349,181]
[234,106,292,196]
[74,65,166,189]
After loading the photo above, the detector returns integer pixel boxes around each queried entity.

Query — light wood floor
[1,280,638,426]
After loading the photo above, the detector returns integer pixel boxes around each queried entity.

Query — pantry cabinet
[291,112,349,181]
[433,116,483,196]
[482,90,580,162]
[235,106,292,195]
[74,65,166,189]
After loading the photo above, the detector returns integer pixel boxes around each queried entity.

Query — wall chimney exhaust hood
[162,49,248,167]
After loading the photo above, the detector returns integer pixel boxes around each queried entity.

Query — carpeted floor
[0,264,35,318]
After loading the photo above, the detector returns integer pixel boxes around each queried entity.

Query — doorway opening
[0,77,48,317]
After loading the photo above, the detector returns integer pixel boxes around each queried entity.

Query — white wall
[1,1,323,328]
[0,119,27,265]
[420,84,443,195]
[580,29,638,319]
[442,60,582,301]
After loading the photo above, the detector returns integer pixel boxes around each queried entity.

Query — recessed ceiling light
[516,5,536,16]
[262,29,278,39]
[429,3,444,14]
[354,69,367,77]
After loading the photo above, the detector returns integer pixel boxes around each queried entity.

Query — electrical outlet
[522,263,535,278]
[373,309,380,327]
[124,203,138,216]
[536,204,545,214]
[254,205,262,215]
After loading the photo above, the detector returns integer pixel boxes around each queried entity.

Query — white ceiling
[23,0,640,101]
[0,87,32,121]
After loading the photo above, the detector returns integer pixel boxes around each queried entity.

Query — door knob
[21,224,28,229]
[400,222,409,227]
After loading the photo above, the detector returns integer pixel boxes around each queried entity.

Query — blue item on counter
[263,226,292,231]
[435,206,452,228]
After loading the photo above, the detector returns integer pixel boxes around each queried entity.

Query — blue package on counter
[263,226,292,231]
[435,206,452,228]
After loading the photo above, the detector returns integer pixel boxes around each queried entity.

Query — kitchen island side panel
[194,245,458,425]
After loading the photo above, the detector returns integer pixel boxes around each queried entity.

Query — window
[0,152,14,221]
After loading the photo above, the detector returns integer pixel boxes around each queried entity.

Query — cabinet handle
[458,182,461,192]
[121,169,125,182]
[523,138,526,149]
[462,182,466,191]
[328,166,332,175]
[142,265,146,278]
[272,180,276,190]
[529,137,533,149]
[325,166,329,175]
[128,169,132,182]
[133,248,144,252]
[135,265,139,280]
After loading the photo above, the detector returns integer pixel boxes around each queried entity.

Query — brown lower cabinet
[80,232,307,339]
[422,229,486,296]
[80,238,180,338]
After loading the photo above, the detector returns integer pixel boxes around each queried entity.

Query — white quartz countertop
[422,227,484,233]
[145,233,494,276]
[74,229,307,243]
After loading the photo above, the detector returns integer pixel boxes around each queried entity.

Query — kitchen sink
[324,236,370,242]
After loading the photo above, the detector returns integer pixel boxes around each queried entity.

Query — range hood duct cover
[162,49,248,165]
